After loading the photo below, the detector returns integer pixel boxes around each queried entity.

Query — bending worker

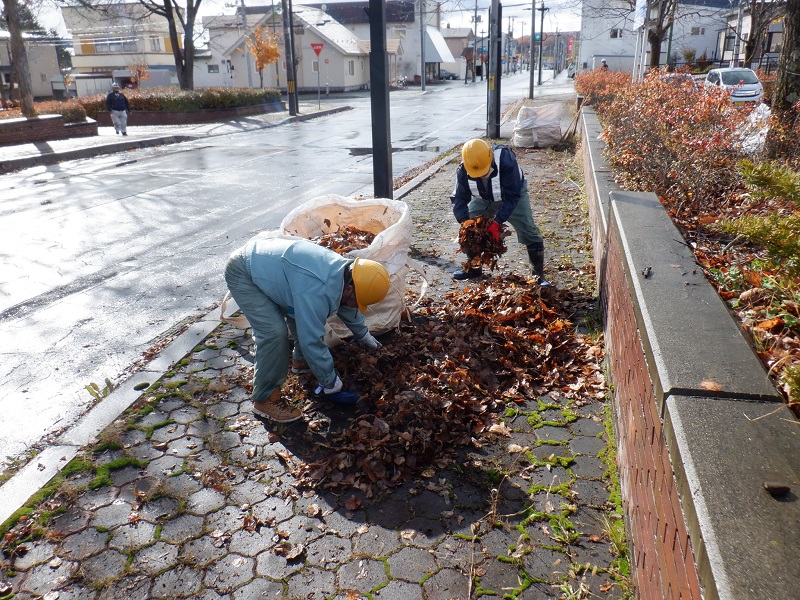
[450,138,549,286]
[225,237,390,423]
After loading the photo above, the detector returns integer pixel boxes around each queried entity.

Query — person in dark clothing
[450,138,549,285]
[106,83,130,135]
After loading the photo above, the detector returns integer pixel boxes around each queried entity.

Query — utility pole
[487,0,501,138]
[528,0,535,98]
[479,28,485,81]
[270,0,280,89]
[419,0,426,91]
[730,0,745,67]
[473,0,478,82]
[368,0,392,199]
[536,2,548,85]
[280,0,298,115]
[240,0,254,87]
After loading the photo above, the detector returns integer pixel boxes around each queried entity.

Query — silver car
[704,68,763,102]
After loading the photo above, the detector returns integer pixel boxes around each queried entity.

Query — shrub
[599,69,748,214]
[77,87,281,118]
[756,69,777,105]
[0,100,87,123]
[720,160,800,274]
[574,69,632,113]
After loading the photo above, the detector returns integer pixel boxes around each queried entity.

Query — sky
[33,0,583,39]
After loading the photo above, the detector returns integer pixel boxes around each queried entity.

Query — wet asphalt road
[0,73,564,467]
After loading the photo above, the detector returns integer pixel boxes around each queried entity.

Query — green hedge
[77,87,282,119]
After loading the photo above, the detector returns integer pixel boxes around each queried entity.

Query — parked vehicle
[439,69,459,80]
[704,68,763,102]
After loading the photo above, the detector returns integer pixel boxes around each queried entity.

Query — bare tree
[765,0,799,158]
[138,0,201,89]
[64,0,203,90]
[730,0,786,66]
[1,0,35,115]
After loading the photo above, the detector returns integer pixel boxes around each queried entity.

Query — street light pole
[528,0,535,98]
[240,0,253,87]
[280,0,298,115]
[536,2,548,86]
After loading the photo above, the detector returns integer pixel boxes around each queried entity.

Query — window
[208,64,220,73]
[347,60,355,76]
[691,27,705,36]
[95,37,137,53]
[361,59,365,71]
[610,29,623,39]
[724,35,735,51]
[768,31,783,53]
[149,35,161,52]
[41,73,48,82]
[312,60,319,73]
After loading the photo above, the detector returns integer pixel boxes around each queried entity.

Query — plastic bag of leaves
[458,216,510,272]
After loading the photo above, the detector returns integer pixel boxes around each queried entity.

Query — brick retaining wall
[580,107,800,600]
[0,114,98,147]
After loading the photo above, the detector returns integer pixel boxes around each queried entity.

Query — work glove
[357,332,382,350]
[487,221,501,243]
[315,375,343,396]
[314,376,359,404]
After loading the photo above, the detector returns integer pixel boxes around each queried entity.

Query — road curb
[0,135,196,174]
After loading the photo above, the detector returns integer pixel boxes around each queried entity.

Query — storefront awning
[424,27,455,63]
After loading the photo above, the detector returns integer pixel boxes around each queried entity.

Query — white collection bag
[222,195,426,347]
[512,104,563,148]
[280,194,413,344]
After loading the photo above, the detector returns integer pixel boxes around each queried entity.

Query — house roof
[303,1,415,25]
[425,26,455,63]
[293,6,365,55]
[221,6,367,57]
[441,27,472,39]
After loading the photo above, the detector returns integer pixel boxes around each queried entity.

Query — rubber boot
[453,252,483,280]
[527,244,551,287]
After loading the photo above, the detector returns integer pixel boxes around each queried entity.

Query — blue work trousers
[224,251,300,403]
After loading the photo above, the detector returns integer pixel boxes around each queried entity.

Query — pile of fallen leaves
[457,217,510,272]
[282,276,604,496]
[310,225,375,255]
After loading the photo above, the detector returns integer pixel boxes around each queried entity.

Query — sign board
[534,33,541,42]
[633,0,647,30]
[311,43,324,56]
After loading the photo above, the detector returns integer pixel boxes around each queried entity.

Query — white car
[704,68,763,102]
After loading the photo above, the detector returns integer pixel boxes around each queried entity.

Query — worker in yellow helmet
[451,138,548,285]
[224,237,391,422]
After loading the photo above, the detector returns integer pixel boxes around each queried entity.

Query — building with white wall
[61,2,181,92]
[0,31,61,100]
[578,0,729,74]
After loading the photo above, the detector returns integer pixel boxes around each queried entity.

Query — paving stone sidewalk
[0,122,629,600]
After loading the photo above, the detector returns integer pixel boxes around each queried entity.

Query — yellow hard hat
[462,139,493,178]
[352,258,390,314]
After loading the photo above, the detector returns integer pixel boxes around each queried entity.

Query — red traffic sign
[311,43,324,56]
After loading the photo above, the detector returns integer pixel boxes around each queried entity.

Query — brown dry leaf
[273,541,305,560]
[588,533,602,543]
[346,591,361,600]
[756,317,784,333]
[700,379,724,392]
[507,444,528,453]
[306,503,322,518]
[344,496,362,511]
[489,422,512,437]
[600,582,613,592]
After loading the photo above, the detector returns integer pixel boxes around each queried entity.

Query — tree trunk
[2,0,35,116]
[648,29,662,68]
[765,0,800,158]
